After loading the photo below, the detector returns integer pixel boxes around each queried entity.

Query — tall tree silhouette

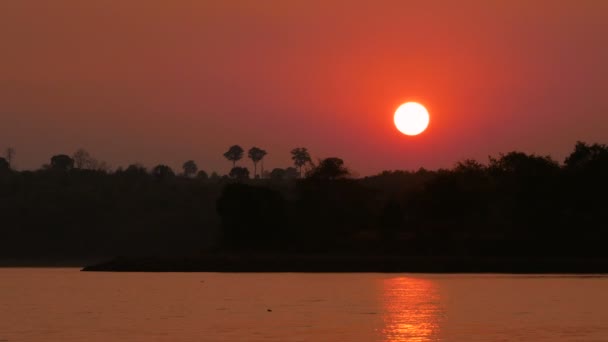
[72,148,93,169]
[248,147,267,179]
[50,154,75,171]
[224,145,244,169]
[291,147,312,178]
[5,147,15,168]
[182,160,198,178]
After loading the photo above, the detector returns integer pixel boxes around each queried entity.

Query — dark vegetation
[1,142,608,270]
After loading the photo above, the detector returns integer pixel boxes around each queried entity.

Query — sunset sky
[2,1,607,175]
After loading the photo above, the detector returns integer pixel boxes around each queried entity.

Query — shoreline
[0,258,108,268]
[80,255,608,273]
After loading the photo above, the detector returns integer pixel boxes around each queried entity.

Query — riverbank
[0,258,108,268]
[81,255,608,273]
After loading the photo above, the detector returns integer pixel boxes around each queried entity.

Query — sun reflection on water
[380,277,443,342]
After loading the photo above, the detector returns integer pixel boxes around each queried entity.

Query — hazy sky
[2,1,607,175]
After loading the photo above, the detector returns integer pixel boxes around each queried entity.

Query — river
[1,269,607,341]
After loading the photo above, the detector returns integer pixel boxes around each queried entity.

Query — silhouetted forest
[1,142,607,263]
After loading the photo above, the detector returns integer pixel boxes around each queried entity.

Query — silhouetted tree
[489,152,558,175]
[123,163,148,177]
[564,141,608,171]
[223,145,244,168]
[486,152,561,239]
[291,147,312,178]
[94,160,110,172]
[0,157,9,172]
[197,170,209,180]
[5,147,15,168]
[71,148,108,171]
[562,142,608,233]
[285,167,299,180]
[73,149,91,169]
[229,167,249,181]
[248,147,267,179]
[269,167,298,181]
[269,168,286,181]
[210,171,221,181]
[182,160,198,178]
[454,159,486,174]
[152,165,175,180]
[50,154,75,171]
[307,157,350,180]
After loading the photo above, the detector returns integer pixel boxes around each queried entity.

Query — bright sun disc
[394,102,430,136]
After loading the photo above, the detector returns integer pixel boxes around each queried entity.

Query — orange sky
[2,1,607,175]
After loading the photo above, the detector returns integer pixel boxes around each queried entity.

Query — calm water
[1,269,607,341]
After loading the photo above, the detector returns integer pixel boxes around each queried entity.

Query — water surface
[1,269,607,341]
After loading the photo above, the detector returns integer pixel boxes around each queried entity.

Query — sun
[394,102,430,136]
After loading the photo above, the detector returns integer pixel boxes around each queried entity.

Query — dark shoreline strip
[81,255,608,273]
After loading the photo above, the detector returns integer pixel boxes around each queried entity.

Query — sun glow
[381,277,441,341]
[394,102,430,136]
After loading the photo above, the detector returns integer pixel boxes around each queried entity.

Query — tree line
[0,145,314,181]
[0,141,607,260]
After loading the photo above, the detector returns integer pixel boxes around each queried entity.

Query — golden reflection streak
[380,277,443,342]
